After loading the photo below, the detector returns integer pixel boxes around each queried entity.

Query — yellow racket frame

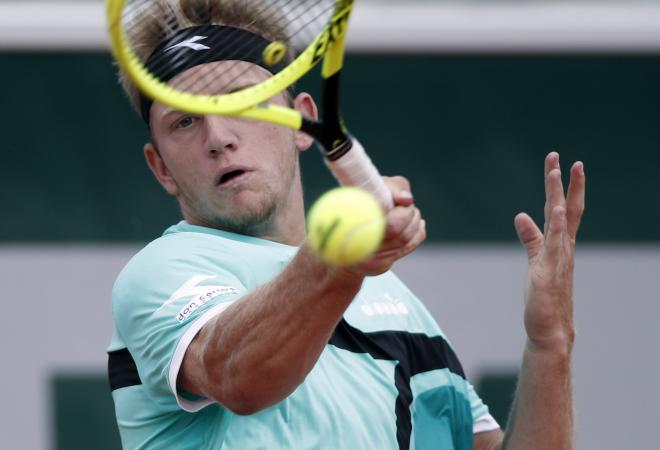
[106,0,353,129]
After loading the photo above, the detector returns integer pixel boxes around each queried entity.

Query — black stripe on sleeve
[108,348,142,391]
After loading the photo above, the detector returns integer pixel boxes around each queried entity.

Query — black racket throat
[300,72,352,161]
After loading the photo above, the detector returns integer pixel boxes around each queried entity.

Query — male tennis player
[108,1,585,449]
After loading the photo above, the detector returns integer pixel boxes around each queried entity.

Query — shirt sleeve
[112,238,248,412]
[466,380,500,434]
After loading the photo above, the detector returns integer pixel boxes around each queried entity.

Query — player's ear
[293,92,317,151]
[144,142,179,196]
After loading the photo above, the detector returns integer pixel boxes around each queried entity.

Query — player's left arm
[473,152,586,450]
[474,428,504,450]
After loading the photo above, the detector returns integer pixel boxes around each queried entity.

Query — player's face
[146,61,313,239]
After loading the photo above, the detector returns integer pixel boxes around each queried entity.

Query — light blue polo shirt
[108,222,498,449]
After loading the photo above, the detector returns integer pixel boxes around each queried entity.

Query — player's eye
[176,116,197,129]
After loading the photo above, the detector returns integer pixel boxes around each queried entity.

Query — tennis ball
[307,187,386,266]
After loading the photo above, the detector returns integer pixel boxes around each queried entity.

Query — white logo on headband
[165,36,211,52]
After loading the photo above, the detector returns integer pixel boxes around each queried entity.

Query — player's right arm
[178,179,426,415]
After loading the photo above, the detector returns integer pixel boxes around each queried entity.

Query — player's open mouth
[216,168,252,189]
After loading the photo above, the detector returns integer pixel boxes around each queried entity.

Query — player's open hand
[351,176,426,276]
[514,152,586,354]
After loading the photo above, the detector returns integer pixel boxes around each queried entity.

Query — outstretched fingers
[543,152,560,234]
[565,161,586,240]
[514,212,544,261]
[519,152,575,261]
[543,205,567,267]
[545,167,566,237]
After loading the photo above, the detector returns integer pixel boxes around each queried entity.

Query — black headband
[139,25,288,124]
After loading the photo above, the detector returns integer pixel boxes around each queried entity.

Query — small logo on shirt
[156,274,239,323]
[361,292,409,316]
[176,285,238,323]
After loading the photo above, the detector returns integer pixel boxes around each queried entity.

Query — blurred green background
[3,53,659,243]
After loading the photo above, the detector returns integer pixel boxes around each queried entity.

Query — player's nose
[204,115,240,156]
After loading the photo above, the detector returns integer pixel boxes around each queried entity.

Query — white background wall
[3,2,660,52]
[0,244,657,449]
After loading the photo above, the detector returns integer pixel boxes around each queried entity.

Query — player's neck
[262,169,306,246]
[263,190,306,246]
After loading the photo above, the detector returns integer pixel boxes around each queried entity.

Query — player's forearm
[184,243,363,414]
[500,339,574,450]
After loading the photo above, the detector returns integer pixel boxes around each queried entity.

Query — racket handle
[325,138,394,210]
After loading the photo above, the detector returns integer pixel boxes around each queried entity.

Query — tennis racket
[106,0,393,209]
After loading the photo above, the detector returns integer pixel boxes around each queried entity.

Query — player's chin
[222,188,270,213]
[212,195,277,234]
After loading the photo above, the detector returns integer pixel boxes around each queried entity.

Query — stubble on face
[189,173,282,237]
[149,62,305,240]
[161,132,302,239]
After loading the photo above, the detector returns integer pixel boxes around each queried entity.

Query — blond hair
[119,0,290,115]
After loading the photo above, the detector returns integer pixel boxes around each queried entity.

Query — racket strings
[131,0,331,93]
[121,0,336,107]
[156,0,298,95]
[180,0,333,100]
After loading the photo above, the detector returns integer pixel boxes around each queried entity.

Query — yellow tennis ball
[307,187,386,266]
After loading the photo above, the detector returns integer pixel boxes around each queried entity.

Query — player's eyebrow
[158,107,187,121]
